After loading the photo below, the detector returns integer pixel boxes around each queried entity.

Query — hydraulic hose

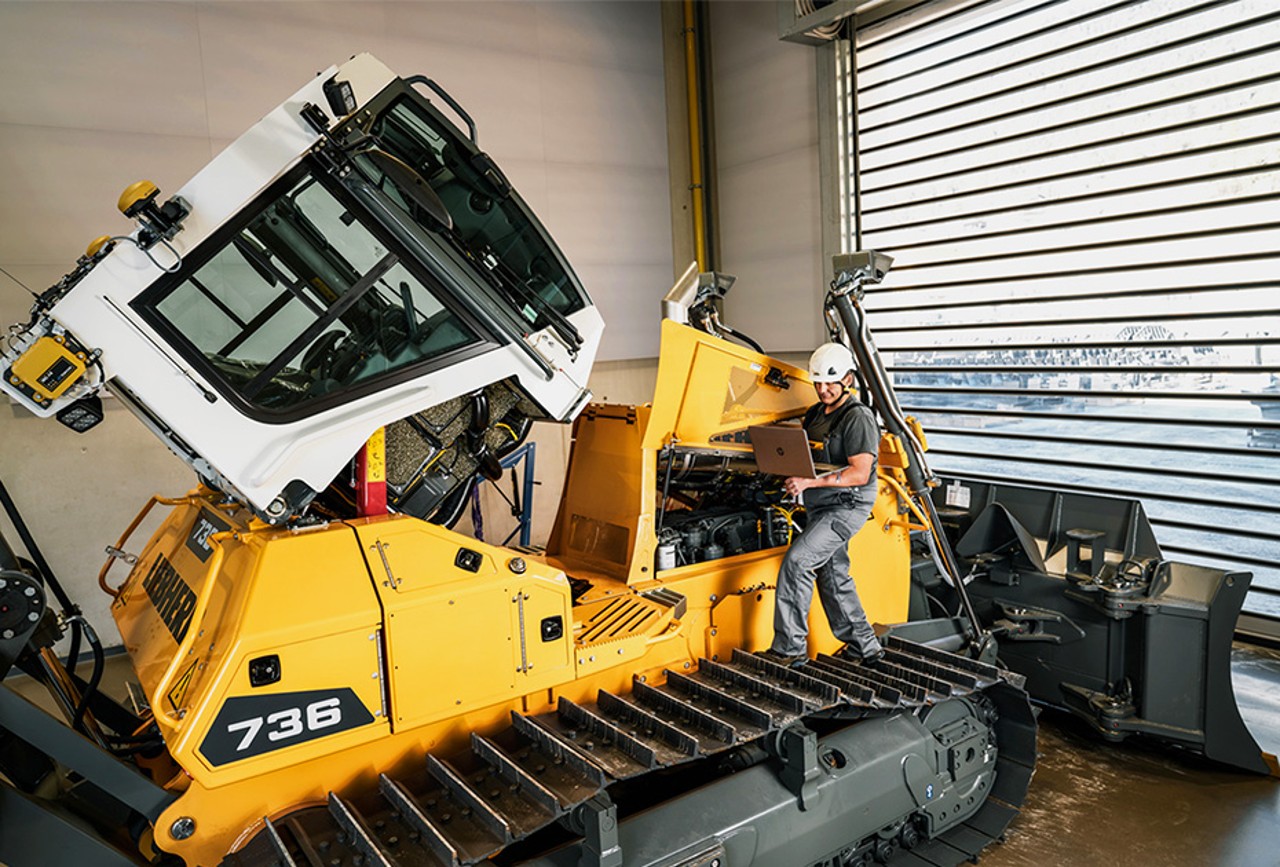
[0,479,76,612]
[69,616,104,735]
[827,285,986,645]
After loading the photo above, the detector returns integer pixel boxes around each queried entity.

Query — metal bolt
[617,648,624,655]
[23,587,35,597]
[170,817,196,840]
[27,612,38,622]
[2,629,13,639]
[508,557,526,574]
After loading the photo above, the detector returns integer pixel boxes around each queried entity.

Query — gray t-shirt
[801,398,879,511]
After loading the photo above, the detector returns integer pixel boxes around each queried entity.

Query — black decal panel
[185,508,231,562]
[200,688,374,766]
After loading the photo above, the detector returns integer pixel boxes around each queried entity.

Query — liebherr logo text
[141,554,196,643]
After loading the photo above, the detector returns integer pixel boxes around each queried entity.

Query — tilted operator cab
[0,54,601,524]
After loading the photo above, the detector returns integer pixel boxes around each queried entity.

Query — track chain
[223,637,1034,867]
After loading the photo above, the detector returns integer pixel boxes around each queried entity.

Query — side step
[223,639,1031,867]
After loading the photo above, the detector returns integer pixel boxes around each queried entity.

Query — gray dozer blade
[914,477,1278,776]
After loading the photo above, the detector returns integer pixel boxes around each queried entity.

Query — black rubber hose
[65,617,83,681]
[70,618,105,735]
[718,323,765,355]
[433,479,474,530]
[0,478,77,613]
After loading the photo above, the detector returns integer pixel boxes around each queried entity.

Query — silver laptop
[748,424,818,478]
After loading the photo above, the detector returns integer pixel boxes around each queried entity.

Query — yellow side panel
[514,580,574,684]
[391,580,517,724]
[353,516,574,731]
[181,524,387,786]
[706,592,773,662]
[115,498,388,789]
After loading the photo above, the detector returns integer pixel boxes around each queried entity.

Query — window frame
[132,159,502,425]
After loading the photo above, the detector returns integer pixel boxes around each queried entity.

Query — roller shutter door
[851,0,1280,619]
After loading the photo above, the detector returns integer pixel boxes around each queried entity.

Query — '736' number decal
[200,688,375,766]
[227,697,343,751]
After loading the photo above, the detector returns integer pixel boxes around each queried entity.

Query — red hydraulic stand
[356,427,387,517]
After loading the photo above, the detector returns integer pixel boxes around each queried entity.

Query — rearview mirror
[365,149,454,231]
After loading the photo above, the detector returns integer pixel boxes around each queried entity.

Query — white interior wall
[0,1,673,648]
[709,0,825,354]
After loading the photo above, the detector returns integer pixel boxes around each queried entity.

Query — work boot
[759,648,807,668]
[834,644,884,664]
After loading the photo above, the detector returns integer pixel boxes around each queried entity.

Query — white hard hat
[809,343,855,383]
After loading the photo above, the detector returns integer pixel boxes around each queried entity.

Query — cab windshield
[346,93,588,340]
[133,167,485,414]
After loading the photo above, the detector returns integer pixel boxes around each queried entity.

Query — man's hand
[784,453,874,498]
[784,476,815,497]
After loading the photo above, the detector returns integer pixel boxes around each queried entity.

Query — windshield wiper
[486,255,582,353]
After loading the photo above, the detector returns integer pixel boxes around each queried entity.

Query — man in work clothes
[764,342,885,666]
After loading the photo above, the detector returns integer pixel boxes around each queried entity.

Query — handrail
[98,495,189,597]
[150,531,233,723]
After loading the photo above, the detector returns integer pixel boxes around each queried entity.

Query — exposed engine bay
[655,450,796,570]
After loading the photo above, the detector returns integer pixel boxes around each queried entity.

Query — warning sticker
[167,660,198,711]
[945,483,971,510]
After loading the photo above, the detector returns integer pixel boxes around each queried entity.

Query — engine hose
[493,415,533,457]
[656,442,678,537]
[762,510,778,549]
[0,478,77,613]
[70,616,104,735]
[718,323,765,354]
[65,617,83,683]
[470,391,491,434]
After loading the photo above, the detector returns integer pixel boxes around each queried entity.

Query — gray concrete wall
[709,0,826,355]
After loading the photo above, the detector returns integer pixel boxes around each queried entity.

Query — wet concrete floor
[983,643,1280,867]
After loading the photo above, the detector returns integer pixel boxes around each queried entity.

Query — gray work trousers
[771,504,881,658]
